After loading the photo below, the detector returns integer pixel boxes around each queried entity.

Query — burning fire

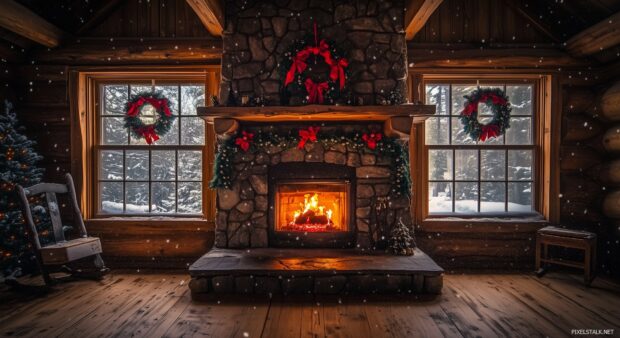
[289,193,334,230]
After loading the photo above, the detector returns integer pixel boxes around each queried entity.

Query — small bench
[536,226,596,285]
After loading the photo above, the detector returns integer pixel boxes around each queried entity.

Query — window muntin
[98,83,205,215]
[425,83,535,215]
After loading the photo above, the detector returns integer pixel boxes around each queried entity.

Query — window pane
[425,84,449,115]
[506,85,532,115]
[455,150,477,180]
[156,85,179,115]
[481,150,505,180]
[103,85,128,115]
[178,182,202,213]
[178,151,202,181]
[152,182,175,213]
[480,182,505,212]
[455,182,478,213]
[181,117,205,145]
[155,118,180,145]
[125,182,149,213]
[508,182,532,212]
[425,117,449,145]
[451,85,477,115]
[508,150,533,181]
[100,150,123,181]
[151,150,175,181]
[506,117,532,145]
[102,117,127,145]
[429,182,452,213]
[130,85,151,95]
[181,85,205,115]
[125,150,149,180]
[100,182,123,213]
[428,150,452,180]
[451,117,475,144]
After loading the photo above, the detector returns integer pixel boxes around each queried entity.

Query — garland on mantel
[209,127,412,197]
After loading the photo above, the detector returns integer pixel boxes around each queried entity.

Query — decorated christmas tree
[389,218,415,256]
[0,100,49,277]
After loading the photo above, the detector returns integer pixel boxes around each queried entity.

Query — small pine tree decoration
[0,100,50,277]
[389,218,415,256]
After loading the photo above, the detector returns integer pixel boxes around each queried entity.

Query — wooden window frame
[409,72,560,229]
[71,67,220,225]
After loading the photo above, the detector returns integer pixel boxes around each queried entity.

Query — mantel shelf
[197,104,435,123]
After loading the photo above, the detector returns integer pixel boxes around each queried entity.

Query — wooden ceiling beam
[0,0,66,48]
[76,0,125,35]
[566,11,620,57]
[405,0,443,40]
[185,0,224,37]
[502,0,562,43]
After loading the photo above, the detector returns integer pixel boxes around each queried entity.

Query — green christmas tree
[0,100,49,277]
[389,218,415,256]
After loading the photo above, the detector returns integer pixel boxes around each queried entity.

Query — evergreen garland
[209,128,411,197]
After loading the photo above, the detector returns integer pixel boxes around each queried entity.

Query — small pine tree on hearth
[389,218,415,256]
[0,100,50,277]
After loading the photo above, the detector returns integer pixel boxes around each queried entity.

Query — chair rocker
[16,173,108,286]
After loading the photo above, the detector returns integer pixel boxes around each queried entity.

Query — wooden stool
[536,226,596,285]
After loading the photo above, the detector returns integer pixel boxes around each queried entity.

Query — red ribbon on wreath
[235,131,254,152]
[298,126,320,149]
[329,58,349,90]
[138,125,160,145]
[127,97,172,117]
[480,125,500,141]
[362,132,383,150]
[305,79,328,104]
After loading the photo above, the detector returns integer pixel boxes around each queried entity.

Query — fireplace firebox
[268,163,355,248]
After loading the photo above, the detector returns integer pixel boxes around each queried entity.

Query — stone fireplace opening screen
[275,181,349,233]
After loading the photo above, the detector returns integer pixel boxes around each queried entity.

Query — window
[97,82,206,215]
[424,82,536,215]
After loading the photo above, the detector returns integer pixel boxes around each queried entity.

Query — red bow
[138,125,159,145]
[480,93,507,105]
[298,126,320,149]
[127,97,146,116]
[329,58,348,90]
[284,49,310,87]
[305,79,328,104]
[235,131,254,152]
[309,40,331,63]
[462,102,477,116]
[480,124,500,141]
[362,132,383,150]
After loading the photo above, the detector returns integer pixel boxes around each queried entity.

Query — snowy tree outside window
[98,83,205,215]
[425,83,534,214]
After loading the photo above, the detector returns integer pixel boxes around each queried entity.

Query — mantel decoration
[124,91,175,145]
[210,127,411,197]
[459,87,512,141]
[281,24,349,105]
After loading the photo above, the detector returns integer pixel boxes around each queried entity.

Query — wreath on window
[459,87,512,141]
[281,24,349,105]
[124,91,175,144]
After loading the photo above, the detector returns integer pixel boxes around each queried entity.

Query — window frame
[410,73,559,225]
[74,68,220,222]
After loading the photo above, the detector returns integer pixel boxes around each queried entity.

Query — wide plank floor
[0,272,618,338]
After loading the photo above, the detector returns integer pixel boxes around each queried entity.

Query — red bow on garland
[362,132,383,150]
[329,58,349,90]
[235,131,254,152]
[305,79,329,104]
[298,126,320,149]
[138,125,160,145]
[479,124,500,141]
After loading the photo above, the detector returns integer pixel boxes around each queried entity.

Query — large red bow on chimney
[298,126,320,149]
[305,79,328,104]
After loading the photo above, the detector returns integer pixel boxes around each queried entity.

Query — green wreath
[459,87,511,141]
[124,91,175,144]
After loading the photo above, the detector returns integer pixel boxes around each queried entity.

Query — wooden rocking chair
[16,173,108,286]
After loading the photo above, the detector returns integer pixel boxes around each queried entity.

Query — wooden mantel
[197,104,435,139]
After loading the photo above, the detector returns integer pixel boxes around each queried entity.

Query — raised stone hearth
[189,248,444,297]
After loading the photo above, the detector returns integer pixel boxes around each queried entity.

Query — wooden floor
[0,271,618,338]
